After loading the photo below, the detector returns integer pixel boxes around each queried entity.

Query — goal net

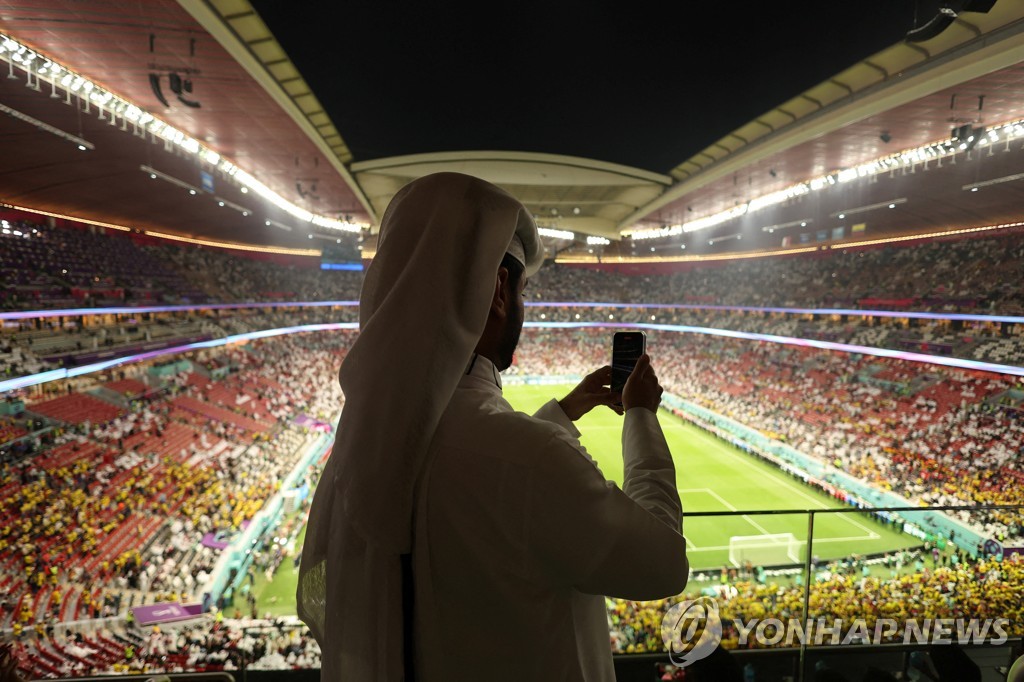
[728,533,801,567]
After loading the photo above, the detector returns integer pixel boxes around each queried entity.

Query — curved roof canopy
[0,0,1022,258]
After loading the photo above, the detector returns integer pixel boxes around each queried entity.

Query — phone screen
[611,331,646,394]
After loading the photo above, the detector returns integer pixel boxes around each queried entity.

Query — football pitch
[254,384,917,614]
[503,383,916,571]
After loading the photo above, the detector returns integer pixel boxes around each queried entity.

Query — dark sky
[250,1,925,174]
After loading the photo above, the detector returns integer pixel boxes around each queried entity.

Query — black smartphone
[611,331,646,394]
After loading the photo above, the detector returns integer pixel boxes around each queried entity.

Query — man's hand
[558,365,624,421]
[622,354,663,413]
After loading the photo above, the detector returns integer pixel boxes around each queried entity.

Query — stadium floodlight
[538,227,575,240]
[0,29,366,234]
[728,533,801,567]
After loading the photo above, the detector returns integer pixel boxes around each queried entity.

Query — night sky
[250,1,925,174]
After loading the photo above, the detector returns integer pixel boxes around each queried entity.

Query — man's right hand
[622,354,663,413]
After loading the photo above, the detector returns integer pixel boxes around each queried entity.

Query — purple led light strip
[4,301,1022,325]
[4,321,1022,395]
[524,302,1024,324]
[0,323,358,394]
[0,301,359,321]
[522,321,1024,378]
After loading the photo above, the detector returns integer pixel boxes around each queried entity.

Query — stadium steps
[27,392,124,425]
[59,586,76,621]
[140,523,173,558]
[31,585,51,621]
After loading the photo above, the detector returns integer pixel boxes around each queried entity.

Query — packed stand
[0,222,208,310]
[609,552,1024,655]
[0,332,353,677]
[511,328,1024,544]
[4,217,1024,314]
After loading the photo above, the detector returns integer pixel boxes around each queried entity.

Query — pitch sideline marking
[683,536,883,552]
[678,487,775,542]
[682,426,880,541]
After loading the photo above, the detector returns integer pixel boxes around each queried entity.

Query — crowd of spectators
[146,243,362,303]
[2,218,1024,314]
[3,219,1023,394]
[0,332,352,678]
[530,227,1024,312]
[609,553,1024,656]
[3,617,321,677]
[2,217,1024,676]
[511,328,1024,544]
[0,221,208,310]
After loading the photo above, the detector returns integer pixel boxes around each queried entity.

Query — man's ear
[491,266,511,318]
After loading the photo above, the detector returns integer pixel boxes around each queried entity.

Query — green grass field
[254,384,917,613]
[506,384,916,571]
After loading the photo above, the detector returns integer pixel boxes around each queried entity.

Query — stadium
[1,1,1023,681]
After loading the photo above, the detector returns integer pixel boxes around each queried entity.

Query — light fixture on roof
[263,219,292,232]
[832,198,906,219]
[951,123,984,152]
[538,227,574,240]
[0,101,94,151]
[708,233,742,246]
[142,165,202,197]
[1,30,370,234]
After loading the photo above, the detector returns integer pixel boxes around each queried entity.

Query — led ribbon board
[0,323,358,393]
[5,302,1024,325]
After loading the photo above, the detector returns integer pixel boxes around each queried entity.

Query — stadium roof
[1,0,1023,254]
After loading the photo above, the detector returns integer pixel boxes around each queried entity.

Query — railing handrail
[683,503,1024,517]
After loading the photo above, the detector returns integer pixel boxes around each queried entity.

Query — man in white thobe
[298,172,688,681]
[413,354,687,680]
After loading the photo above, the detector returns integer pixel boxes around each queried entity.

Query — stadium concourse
[0,215,1022,679]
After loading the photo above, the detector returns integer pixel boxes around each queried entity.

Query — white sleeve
[527,412,688,601]
[531,398,580,438]
[534,399,682,531]
[621,406,683,531]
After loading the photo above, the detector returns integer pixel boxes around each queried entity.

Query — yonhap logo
[661,597,723,667]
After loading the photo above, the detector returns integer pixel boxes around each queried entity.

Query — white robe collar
[464,353,502,390]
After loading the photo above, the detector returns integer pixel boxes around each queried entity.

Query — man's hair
[500,252,525,291]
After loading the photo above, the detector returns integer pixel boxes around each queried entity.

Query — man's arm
[528,356,688,600]
[532,399,581,438]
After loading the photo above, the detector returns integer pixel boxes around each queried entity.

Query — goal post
[728,533,801,567]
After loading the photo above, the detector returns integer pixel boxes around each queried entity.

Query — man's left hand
[558,365,624,421]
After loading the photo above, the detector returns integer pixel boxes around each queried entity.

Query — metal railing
[652,503,1024,682]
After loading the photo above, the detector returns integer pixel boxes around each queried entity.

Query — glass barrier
[5,506,1020,681]
[620,504,1024,682]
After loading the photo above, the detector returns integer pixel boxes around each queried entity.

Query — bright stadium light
[0,29,364,234]
[538,227,575,240]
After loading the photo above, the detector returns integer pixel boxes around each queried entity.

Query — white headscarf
[297,172,542,680]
